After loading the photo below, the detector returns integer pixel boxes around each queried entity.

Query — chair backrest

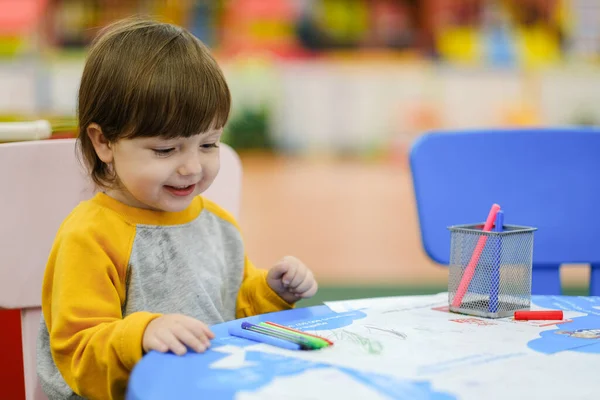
[410,128,600,296]
[0,139,242,400]
[0,139,92,400]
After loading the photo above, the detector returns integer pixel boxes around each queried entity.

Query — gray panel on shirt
[123,210,245,324]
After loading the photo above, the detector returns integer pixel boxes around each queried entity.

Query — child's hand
[142,314,215,356]
[267,256,318,304]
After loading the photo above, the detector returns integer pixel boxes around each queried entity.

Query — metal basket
[448,223,537,318]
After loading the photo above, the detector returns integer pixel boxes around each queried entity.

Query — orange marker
[264,321,334,345]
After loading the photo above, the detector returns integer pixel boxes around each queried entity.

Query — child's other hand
[267,256,318,304]
[142,314,215,356]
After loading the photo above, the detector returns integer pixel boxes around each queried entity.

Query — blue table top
[127,294,600,400]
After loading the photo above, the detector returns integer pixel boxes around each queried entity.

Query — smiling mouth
[164,184,196,197]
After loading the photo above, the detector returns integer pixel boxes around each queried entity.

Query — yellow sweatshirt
[37,193,292,400]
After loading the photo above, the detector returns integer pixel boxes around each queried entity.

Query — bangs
[123,34,230,139]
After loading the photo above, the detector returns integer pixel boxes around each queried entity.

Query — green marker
[257,322,330,349]
[243,322,325,350]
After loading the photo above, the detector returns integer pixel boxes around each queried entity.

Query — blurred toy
[503,0,567,67]
[220,0,301,57]
[433,0,485,64]
[0,0,47,55]
[367,0,417,50]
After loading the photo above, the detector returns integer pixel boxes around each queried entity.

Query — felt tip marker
[228,326,301,350]
[514,310,563,320]
[263,321,334,346]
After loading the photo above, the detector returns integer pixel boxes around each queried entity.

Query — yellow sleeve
[236,257,293,319]
[200,197,293,318]
[42,216,161,400]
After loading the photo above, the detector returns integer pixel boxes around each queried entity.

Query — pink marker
[452,204,501,308]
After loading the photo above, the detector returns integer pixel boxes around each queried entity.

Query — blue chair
[410,128,600,296]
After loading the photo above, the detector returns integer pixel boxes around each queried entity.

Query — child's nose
[178,155,202,176]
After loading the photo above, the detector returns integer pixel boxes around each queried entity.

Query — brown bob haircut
[77,17,231,188]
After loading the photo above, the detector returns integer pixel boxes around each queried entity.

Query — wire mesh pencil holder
[448,223,537,318]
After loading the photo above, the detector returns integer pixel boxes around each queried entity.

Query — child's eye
[201,143,219,149]
[153,148,175,156]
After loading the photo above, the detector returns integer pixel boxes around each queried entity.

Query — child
[37,17,318,400]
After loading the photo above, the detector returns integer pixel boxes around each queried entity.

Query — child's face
[106,129,222,212]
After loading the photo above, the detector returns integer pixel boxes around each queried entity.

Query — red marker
[264,321,334,346]
[514,310,563,320]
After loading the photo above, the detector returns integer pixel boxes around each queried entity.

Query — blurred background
[2,1,597,395]
[1,0,596,301]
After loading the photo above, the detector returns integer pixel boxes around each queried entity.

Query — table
[127,293,600,399]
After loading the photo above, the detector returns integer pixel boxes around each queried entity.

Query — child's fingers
[267,262,289,281]
[182,317,215,345]
[288,265,307,289]
[281,261,298,287]
[158,330,188,356]
[204,326,216,339]
[146,336,169,353]
[173,325,207,353]
[297,280,318,298]
[291,272,315,294]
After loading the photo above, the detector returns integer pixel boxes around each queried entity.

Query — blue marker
[228,325,301,351]
[489,210,504,313]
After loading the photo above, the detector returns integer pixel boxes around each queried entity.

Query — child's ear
[87,123,113,163]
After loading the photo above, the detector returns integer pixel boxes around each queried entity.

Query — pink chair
[0,138,242,400]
